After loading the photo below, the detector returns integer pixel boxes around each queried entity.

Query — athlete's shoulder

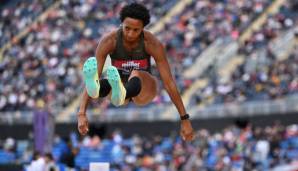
[98,29,118,52]
[143,30,165,58]
[143,30,162,47]
[100,30,117,44]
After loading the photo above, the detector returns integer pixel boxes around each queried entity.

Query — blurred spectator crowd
[193,1,298,107]
[1,122,298,171]
[154,0,271,103]
[0,0,177,111]
[1,1,298,171]
[0,0,55,47]
[0,0,278,112]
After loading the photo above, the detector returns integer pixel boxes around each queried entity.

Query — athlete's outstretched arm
[146,33,194,141]
[77,33,115,135]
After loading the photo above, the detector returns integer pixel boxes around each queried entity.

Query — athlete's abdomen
[112,58,150,82]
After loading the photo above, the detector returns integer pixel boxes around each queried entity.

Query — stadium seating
[0,0,178,112]
[0,123,296,170]
[0,1,298,170]
[0,0,55,47]
[0,0,275,112]
[190,0,298,107]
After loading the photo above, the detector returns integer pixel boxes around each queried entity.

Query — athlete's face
[122,17,144,43]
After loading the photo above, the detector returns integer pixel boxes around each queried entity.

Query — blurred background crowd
[1,122,298,171]
[2,0,297,111]
[0,0,297,170]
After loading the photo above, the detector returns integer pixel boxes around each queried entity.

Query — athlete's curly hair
[120,3,150,27]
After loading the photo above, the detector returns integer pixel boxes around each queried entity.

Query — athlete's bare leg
[128,70,158,106]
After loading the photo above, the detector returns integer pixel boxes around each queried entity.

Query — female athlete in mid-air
[77,3,194,141]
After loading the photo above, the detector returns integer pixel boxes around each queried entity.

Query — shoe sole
[107,66,126,106]
[82,57,99,98]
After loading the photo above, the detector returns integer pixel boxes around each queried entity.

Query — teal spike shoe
[82,57,100,99]
[107,66,126,106]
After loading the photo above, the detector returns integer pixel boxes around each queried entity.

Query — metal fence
[1,94,297,124]
[189,95,298,119]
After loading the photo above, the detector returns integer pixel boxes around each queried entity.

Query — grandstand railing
[1,94,297,123]
[84,105,168,123]
[188,95,298,119]
[0,107,62,124]
[0,104,169,124]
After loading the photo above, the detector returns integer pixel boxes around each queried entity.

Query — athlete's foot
[82,57,100,99]
[107,66,126,106]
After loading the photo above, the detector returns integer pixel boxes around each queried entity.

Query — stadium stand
[0,122,297,170]
[0,0,56,47]
[0,0,298,171]
[0,0,178,112]
[189,0,298,108]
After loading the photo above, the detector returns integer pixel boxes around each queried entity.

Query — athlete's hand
[180,119,195,141]
[78,113,89,135]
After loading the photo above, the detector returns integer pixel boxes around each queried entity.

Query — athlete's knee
[99,79,111,97]
[125,77,142,99]
[130,70,141,78]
